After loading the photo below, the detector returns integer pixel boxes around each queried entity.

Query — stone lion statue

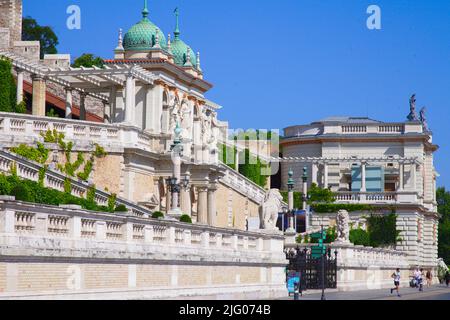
[336,209,350,243]
[260,189,283,230]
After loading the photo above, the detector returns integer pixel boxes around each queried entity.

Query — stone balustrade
[285,243,408,269]
[0,199,286,262]
[0,112,171,155]
[220,164,266,205]
[0,149,153,218]
[334,191,420,205]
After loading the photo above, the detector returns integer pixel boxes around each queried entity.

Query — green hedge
[152,211,165,219]
[350,228,371,246]
[0,59,17,113]
[180,214,192,224]
[0,173,111,213]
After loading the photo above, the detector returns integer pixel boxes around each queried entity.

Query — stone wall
[216,183,260,230]
[0,0,22,48]
[0,200,287,300]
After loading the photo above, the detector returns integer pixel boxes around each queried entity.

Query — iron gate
[286,247,338,291]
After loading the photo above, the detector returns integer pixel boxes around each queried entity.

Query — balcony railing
[334,191,419,204]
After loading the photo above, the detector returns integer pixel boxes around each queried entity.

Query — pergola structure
[1,51,157,122]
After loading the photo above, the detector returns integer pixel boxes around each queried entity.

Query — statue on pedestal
[419,107,429,131]
[260,189,283,231]
[407,94,419,121]
[335,209,350,243]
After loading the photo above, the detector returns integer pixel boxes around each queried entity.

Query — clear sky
[23,0,450,187]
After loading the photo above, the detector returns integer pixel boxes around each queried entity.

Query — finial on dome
[142,0,149,19]
[196,51,202,71]
[184,47,192,67]
[174,7,180,40]
[115,28,124,51]
[167,34,172,53]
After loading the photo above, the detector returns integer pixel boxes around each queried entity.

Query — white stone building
[280,106,440,269]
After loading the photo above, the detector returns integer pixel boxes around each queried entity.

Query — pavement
[280,285,450,300]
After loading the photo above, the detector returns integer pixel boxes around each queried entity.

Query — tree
[0,58,16,112]
[72,54,104,68]
[437,187,450,264]
[22,17,58,59]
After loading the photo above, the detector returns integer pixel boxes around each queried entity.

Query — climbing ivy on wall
[40,129,106,181]
[0,57,27,114]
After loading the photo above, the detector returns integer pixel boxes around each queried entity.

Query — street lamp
[286,169,296,236]
[181,175,190,190]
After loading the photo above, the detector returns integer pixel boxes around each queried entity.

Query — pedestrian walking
[413,268,423,291]
[390,268,401,297]
[426,270,432,288]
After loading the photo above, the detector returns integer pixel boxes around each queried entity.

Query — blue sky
[24,0,450,187]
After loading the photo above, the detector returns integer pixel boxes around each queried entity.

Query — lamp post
[285,169,296,236]
[168,123,184,219]
[302,166,311,232]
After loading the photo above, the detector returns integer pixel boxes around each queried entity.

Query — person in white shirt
[414,268,424,291]
[390,268,401,297]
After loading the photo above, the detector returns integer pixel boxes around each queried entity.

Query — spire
[174,7,180,40]
[167,34,172,53]
[115,28,124,51]
[154,30,161,48]
[184,47,192,67]
[196,51,202,71]
[142,0,149,19]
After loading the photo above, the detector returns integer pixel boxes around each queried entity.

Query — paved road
[281,285,450,300]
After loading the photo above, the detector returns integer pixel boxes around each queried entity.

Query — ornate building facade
[280,99,439,269]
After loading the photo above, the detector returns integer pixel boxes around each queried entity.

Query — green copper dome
[171,38,196,67]
[170,8,197,68]
[123,1,167,51]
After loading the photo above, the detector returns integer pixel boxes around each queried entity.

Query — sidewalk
[280,285,450,300]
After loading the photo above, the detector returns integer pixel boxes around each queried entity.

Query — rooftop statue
[407,94,419,121]
[419,107,429,131]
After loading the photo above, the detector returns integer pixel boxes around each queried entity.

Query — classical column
[207,184,218,227]
[323,163,329,189]
[31,75,46,116]
[399,162,404,191]
[103,100,110,124]
[311,162,318,185]
[361,162,367,192]
[197,186,208,224]
[109,86,117,123]
[125,75,135,124]
[79,92,87,120]
[16,68,24,104]
[65,87,73,119]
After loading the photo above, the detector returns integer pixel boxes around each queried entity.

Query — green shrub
[308,183,336,204]
[10,143,49,164]
[0,174,12,195]
[350,228,371,246]
[107,193,117,212]
[15,101,27,114]
[311,203,373,213]
[114,204,128,212]
[10,183,32,202]
[152,211,165,219]
[94,144,106,158]
[0,58,16,113]
[367,213,400,247]
[179,214,192,224]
